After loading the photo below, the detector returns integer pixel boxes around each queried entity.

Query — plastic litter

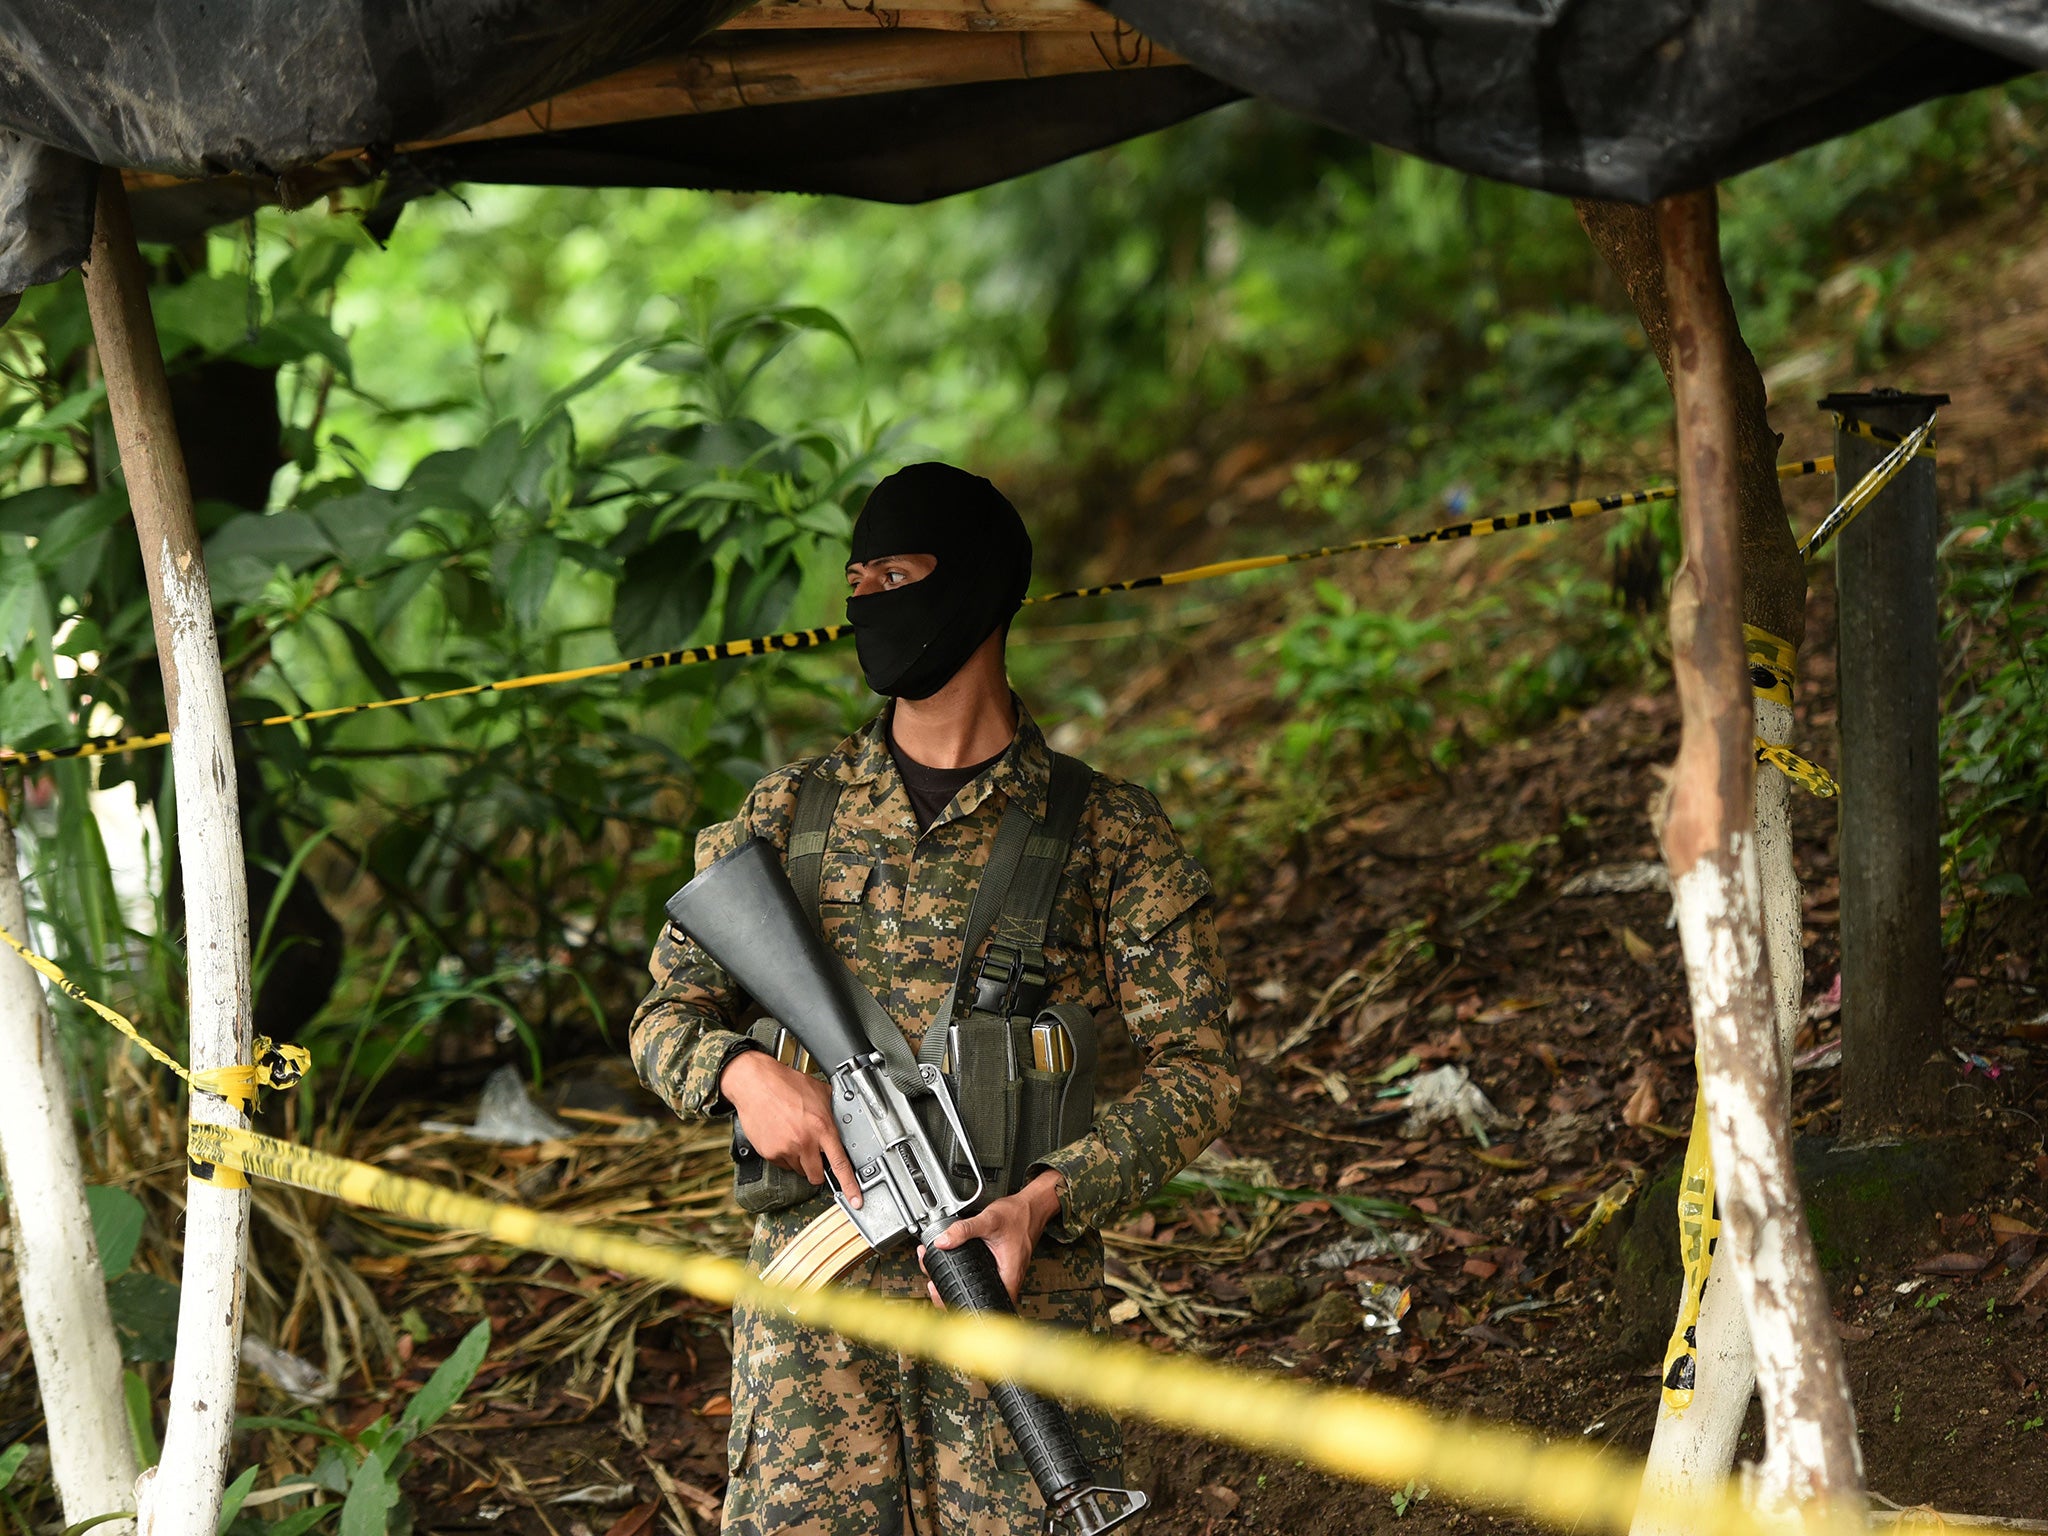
[422,1064,574,1146]
[239,1335,334,1405]
[549,1485,640,1508]
[1398,1065,1509,1142]
[1558,862,1670,897]
[1355,1280,1412,1334]
[1311,1231,1424,1271]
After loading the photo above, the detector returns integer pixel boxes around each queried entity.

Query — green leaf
[124,1370,159,1468]
[612,531,713,656]
[462,421,523,511]
[0,671,64,747]
[721,554,800,640]
[259,1506,334,1536]
[239,314,353,382]
[0,550,41,660]
[325,616,404,701]
[151,273,255,357]
[0,1443,28,1492]
[218,1466,261,1536]
[308,490,418,570]
[401,450,480,514]
[336,1451,397,1536]
[86,1185,145,1279]
[496,536,562,633]
[107,1272,181,1362]
[398,1319,490,1439]
[62,1512,138,1536]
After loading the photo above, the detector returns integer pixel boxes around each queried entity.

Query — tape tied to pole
[0,920,307,1184]
[1801,412,1938,560]
[0,457,1841,772]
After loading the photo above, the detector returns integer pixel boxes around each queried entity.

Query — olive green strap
[973,753,1094,1018]
[786,762,842,931]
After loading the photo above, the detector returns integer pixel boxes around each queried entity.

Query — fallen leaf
[2014,1253,2048,1304]
[1108,1298,1142,1325]
[1915,1252,1989,1276]
[1620,927,1657,964]
[600,1504,659,1536]
[1989,1214,2042,1243]
[1471,1150,1534,1171]
[693,1393,732,1417]
[1198,1484,1241,1516]
[1622,1076,1663,1129]
[1833,1321,1874,1342]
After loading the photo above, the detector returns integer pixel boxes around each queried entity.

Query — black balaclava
[846,462,1032,700]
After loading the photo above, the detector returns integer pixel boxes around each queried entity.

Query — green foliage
[1938,476,2048,929]
[86,1186,180,1361]
[233,1320,491,1536]
[1271,581,1452,769]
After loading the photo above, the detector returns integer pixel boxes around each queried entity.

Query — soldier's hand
[924,1169,1065,1303]
[719,1050,862,1207]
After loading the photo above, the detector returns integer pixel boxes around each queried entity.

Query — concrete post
[1821,388,1948,1141]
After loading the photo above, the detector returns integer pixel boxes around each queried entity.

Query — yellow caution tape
[0,919,306,1186]
[187,1121,1826,1536]
[1744,624,1795,708]
[1744,625,1837,796]
[1660,1086,1724,1412]
[0,458,1837,770]
[1756,740,1838,798]
[1802,414,1937,559]
[1833,413,1937,460]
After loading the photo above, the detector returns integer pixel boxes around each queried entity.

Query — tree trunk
[81,165,253,1536]
[0,811,140,1532]
[1652,187,1862,1514]
[1578,194,1819,1532]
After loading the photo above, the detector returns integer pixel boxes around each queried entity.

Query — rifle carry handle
[921,1239,1148,1535]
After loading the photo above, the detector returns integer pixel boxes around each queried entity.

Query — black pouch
[1014,1002,1098,1185]
[937,1008,1021,1194]
[730,1017,827,1215]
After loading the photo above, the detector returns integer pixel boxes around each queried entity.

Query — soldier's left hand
[923,1169,1066,1303]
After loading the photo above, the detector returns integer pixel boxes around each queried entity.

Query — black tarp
[1103,0,2036,203]
[0,0,2043,298]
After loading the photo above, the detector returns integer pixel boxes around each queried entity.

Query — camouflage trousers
[720,1282,1123,1535]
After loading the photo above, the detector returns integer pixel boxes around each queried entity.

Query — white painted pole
[81,166,253,1536]
[0,809,140,1532]
[1631,695,1805,1532]
[1655,187,1862,1514]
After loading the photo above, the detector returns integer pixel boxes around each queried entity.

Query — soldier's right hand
[719,1050,863,1206]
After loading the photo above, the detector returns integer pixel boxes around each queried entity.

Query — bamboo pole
[721,0,1111,29]
[0,807,139,1533]
[1654,188,1863,1511]
[81,166,253,1536]
[423,28,1178,146]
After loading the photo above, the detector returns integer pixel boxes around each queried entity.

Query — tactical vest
[730,751,1100,1215]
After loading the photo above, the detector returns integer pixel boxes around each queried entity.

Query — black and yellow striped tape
[1802,413,1937,559]
[1834,412,1937,459]
[0,457,1838,771]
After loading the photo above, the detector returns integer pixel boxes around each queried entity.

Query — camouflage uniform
[631,701,1238,1534]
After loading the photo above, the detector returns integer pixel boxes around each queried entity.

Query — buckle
[971,942,1047,1017]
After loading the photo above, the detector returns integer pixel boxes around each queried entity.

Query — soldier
[631,461,1239,1534]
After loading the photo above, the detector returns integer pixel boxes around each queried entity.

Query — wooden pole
[0,808,139,1533]
[1823,387,1949,1141]
[81,166,253,1536]
[1655,188,1864,1511]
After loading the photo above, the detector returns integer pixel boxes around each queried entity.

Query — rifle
[667,837,1148,1536]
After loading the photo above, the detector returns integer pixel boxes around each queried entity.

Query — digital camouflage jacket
[630,701,1239,1295]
